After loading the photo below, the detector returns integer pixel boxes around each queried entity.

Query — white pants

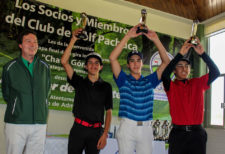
[4,123,47,154]
[116,118,153,154]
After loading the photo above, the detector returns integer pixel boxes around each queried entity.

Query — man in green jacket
[1,29,51,154]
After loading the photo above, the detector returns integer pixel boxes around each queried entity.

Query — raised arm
[162,39,192,91]
[109,24,142,78]
[61,28,82,79]
[143,28,170,80]
[192,38,220,85]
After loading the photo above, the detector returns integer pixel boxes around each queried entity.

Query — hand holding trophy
[77,12,88,39]
[136,9,148,34]
[189,20,199,45]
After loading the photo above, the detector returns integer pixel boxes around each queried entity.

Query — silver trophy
[136,9,148,34]
[161,120,170,141]
[153,120,161,140]
[189,20,199,45]
[77,12,88,39]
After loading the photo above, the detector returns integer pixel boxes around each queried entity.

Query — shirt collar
[128,74,144,81]
[85,76,103,84]
[21,56,36,67]
[174,79,189,85]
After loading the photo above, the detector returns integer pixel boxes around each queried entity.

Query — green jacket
[2,56,51,124]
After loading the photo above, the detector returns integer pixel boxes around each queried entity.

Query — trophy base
[77,32,87,40]
[136,26,148,34]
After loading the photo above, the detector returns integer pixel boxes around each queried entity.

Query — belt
[122,118,152,126]
[173,124,202,132]
[75,118,102,128]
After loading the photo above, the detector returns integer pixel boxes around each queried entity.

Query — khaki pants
[4,123,47,154]
[116,118,153,154]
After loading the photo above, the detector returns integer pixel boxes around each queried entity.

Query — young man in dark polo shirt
[61,28,113,154]
[161,37,220,154]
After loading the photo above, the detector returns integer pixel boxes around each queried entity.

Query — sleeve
[162,53,183,91]
[197,74,210,91]
[67,72,83,89]
[47,66,51,96]
[113,70,127,88]
[1,65,10,103]
[105,83,113,110]
[200,53,220,85]
[146,71,161,88]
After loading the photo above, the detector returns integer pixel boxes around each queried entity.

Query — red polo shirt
[166,74,210,125]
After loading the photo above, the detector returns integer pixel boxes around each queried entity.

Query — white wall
[204,13,225,154]
[203,12,225,35]
[1,0,225,154]
[206,128,225,154]
[36,0,193,39]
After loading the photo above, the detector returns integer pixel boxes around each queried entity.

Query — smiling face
[19,33,38,61]
[127,54,143,76]
[174,60,191,80]
[85,57,103,76]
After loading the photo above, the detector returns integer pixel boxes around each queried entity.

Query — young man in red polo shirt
[61,28,113,154]
[162,37,220,154]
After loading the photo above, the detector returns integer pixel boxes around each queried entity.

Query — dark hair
[18,29,37,44]
[179,58,191,64]
[127,50,143,64]
[84,52,103,73]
